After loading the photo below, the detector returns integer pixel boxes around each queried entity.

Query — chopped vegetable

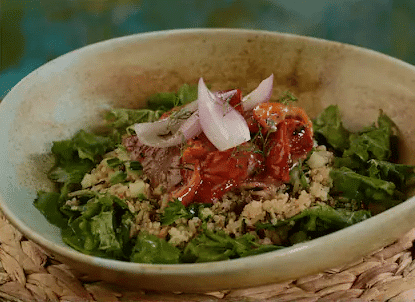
[241,74,274,111]
[133,102,202,148]
[197,78,250,151]
[312,105,350,151]
[130,232,181,264]
[131,75,275,150]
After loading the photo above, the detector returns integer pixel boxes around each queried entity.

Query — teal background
[1,0,415,98]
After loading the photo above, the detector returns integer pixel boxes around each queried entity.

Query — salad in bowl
[34,75,415,264]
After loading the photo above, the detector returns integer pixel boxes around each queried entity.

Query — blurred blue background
[1,0,415,99]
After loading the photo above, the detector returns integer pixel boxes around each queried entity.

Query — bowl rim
[2,27,415,279]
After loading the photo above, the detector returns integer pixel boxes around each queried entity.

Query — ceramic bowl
[1,29,415,293]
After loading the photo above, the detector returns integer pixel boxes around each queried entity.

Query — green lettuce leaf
[104,108,164,135]
[368,159,415,191]
[342,111,395,163]
[258,204,371,230]
[90,211,122,253]
[33,191,68,229]
[257,204,371,245]
[71,130,114,162]
[177,84,199,105]
[181,231,258,263]
[330,167,396,205]
[160,200,212,226]
[312,105,350,151]
[146,83,198,111]
[180,230,282,263]
[130,232,181,264]
[48,130,114,188]
[60,194,134,260]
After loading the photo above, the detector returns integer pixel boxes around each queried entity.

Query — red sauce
[170,95,314,206]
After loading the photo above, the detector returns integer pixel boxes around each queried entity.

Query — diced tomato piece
[265,121,291,182]
[285,107,314,135]
[243,111,261,133]
[216,89,244,115]
[171,161,202,206]
[252,102,313,135]
[252,102,288,131]
[176,137,265,204]
[285,118,313,159]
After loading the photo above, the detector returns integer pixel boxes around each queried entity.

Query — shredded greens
[34,89,415,264]
[314,105,415,214]
[257,204,371,245]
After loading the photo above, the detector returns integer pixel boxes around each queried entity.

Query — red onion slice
[197,78,250,151]
[242,74,274,111]
[133,103,201,148]
[133,76,272,149]
[215,90,238,103]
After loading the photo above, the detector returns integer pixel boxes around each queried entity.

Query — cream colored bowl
[1,29,415,293]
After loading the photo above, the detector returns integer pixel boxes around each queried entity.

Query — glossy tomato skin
[171,161,202,206]
[171,135,213,206]
[253,102,314,182]
[171,101,314,206]
[244,111,261,133]
[285,118,314,159]
[174,136,264,204]
[196,143,264,202]
[253,102,288,132]
[265,121,291,183]
[216,89,244,115]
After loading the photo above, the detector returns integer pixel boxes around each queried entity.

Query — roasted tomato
[172,134,264,205]
[253,102,314,182]
[172,102,313,205]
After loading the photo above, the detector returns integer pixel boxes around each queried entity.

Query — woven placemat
[1,211,415,302]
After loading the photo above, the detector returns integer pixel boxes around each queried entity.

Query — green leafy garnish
[106,157,123,168]
[48,130,115,193]
[147,83,198,111]
[278,90,298,105]
[312,105,350,151]
[109,171,127,185]
[181,230,279,263]
[128,161,143,171]
[130,232,181,264]
[343,112,394,162]
[34,191,68,229]
[161,200,192,225]
[330,167,395,204]
[60,194,134,260]
[257,204,371,245]
[161,200,211,225]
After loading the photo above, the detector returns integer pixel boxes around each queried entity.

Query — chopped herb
[110,171,127,185]
[128,161,143,171]
[278,91,298,105]
[106,157,123,168]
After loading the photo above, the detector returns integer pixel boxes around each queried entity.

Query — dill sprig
[278,91,298,105]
